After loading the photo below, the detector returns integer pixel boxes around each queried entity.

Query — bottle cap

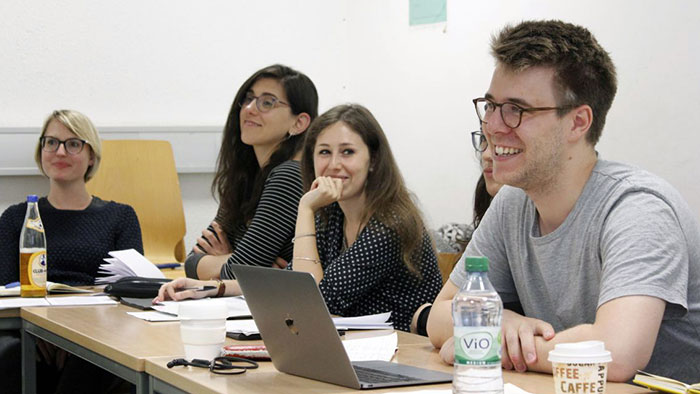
[547,341,612,363]
[27,195,38,203]
[464,256,489,272]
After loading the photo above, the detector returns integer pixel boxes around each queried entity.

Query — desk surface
[146,332,652,394]
[20,303,184,371]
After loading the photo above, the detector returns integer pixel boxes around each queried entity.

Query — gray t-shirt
[450,159,700,382]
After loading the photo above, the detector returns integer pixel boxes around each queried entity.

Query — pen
[5,281,20,289]
[175,286,216,292]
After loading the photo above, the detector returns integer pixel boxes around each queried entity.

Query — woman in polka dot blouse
[290,104,442,332]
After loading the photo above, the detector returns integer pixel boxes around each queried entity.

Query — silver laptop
[231,265,453,389]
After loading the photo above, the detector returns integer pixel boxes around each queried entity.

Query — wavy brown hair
[301,104,429,275]
[213,64,318,234]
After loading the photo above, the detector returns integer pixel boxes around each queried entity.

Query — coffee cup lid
[547,341,612,364]
[178,300,228,320]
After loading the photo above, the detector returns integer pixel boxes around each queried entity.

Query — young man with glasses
[427,20,700,383]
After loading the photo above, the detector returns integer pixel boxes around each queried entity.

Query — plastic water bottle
[19,195,47,297]
[453,256,503,394]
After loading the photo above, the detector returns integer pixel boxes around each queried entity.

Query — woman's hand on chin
[299,176,343,212]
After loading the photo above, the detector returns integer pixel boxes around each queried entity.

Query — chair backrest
[437,253,461,285]
[87,140,186,264]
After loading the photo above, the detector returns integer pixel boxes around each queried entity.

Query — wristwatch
[214,279,226,298]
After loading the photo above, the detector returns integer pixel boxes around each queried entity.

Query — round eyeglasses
[239,93,289,113]
[473,97,573,129]
[40,136,89,155]
[471,130,487,153]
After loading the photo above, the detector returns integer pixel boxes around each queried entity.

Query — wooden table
[20,304,184,394]
[145,332,652,394]
[14,303,652,394]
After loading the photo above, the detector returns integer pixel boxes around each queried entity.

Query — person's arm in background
[190,163,304,279]
[0,204,23,285]
[220,163,303,279]
[114,204,144,254]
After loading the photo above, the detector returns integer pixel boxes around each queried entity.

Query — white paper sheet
[0,295,116,309]
[342,332,397,362]
[225,312,394,336]
[95,249,165,284]
[127,311,180,322]
[46,296,117,306]
[333,312,393,329]
[151,296,250,319]
[225,319,259,335]
[0,298,50,309]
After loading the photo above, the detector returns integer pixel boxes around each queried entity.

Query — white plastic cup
[548,341,612,394]
[178,300,228,361]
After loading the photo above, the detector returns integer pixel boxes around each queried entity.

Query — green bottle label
[454,326,501,365]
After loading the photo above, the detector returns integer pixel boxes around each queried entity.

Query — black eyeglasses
[473,97,574,129]
[471,130,487,153]
[167,356,258,375]
[239,93,289,113]
[40,136,89,155]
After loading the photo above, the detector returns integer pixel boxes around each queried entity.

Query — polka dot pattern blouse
[291,203,442,332]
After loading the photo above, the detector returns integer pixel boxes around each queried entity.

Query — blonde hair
[35,110,102,181]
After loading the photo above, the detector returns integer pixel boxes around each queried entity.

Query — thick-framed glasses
[167,356,259,375]
[239,93,289,113]
[472,97,573,129]
[40,136,89,155]
[471,130,487,153]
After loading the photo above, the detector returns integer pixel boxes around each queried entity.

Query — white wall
[345,0,700,226]
[2,0,699,252]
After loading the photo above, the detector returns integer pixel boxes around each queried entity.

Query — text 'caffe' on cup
[548,341,612,394]
[179,300,228,361]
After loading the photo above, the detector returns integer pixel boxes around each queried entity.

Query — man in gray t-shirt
[427,20,700,383]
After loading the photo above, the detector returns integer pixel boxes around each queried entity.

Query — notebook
[231,265,453,389]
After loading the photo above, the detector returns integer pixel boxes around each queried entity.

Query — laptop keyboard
[353,365,418,383]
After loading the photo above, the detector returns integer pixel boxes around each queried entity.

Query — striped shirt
[184,160,303,279]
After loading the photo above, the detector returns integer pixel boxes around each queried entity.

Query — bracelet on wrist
[293,256,320,264]
[292,233,316,243]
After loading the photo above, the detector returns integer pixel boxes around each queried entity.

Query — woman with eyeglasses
[0,109,143,286]
[0,109,142,394]
[156,104,442,333]
[184,64,318,280]
[411,127,504,336]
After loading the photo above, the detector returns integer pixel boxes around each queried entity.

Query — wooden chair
[437,252,461,285]
[87,140,186,264]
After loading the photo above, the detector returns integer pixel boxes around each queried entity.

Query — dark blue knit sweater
[0,196,143,286]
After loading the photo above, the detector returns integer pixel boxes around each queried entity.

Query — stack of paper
[0,296,117,310]
[333,312,393,330]
[96,249,165,284]
[127,296,251,322]
[225,312,394,336]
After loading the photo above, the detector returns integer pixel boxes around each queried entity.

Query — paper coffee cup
[179,300,228,360]
[548,341,612,394]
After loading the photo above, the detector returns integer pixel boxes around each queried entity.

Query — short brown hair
[35,109,102,181]
[491,20,617,145]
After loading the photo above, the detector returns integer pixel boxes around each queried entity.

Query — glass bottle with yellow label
[20,195,47,297]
